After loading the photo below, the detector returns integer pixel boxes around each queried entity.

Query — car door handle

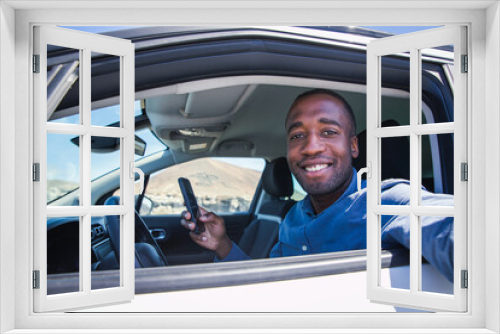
[150,228,166,240]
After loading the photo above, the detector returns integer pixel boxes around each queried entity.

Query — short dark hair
[289,88,357,137]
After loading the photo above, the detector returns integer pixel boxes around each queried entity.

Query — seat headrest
[262,157,294,197]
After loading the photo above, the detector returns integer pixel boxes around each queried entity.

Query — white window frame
[1,2,498,333]
[32,26,136,312]
[366,26,467,312]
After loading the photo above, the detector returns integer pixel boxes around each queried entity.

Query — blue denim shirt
[219,168,455,282]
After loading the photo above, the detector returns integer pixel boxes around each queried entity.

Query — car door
[144,212,255,265]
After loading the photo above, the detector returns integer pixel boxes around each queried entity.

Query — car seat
[353,119,410,181]
[237,157,296,259]
[104,196,168,268]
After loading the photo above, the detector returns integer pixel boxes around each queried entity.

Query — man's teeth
[305,164,328,172]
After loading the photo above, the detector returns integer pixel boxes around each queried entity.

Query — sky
[64,26,439,35]
[363,26,439,34]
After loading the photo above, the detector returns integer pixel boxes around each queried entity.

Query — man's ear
[350,136,359,159]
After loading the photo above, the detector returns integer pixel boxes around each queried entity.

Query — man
[181,89,454,282]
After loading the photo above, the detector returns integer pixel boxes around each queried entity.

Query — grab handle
[130,162,145,193]
[356,162,371,192]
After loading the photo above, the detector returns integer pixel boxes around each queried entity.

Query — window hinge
[461,270,468,289]
[461,54,468,73]
[461,163,468,181]
[33,163,40,182]
[33,270,40,289]
[33,54,40,73]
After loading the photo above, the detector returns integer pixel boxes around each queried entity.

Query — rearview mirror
[71,135,147,156]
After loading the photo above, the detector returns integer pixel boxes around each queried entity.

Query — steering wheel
[104,196,168,267]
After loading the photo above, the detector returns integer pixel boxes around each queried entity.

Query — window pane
[91,136,122,205]
[421,45,454,124]
[91,215,121,290]
[380,214,410,291]
[92,104,121,127]
[381,52,410,127]
[421,216,454,295]
[92,100,143,127]
[47,45,80,125]
[47,133,80,206]
[421,134,454,201]
[47,216,80,295]
[91,53,121,126]
[380,136,410,204]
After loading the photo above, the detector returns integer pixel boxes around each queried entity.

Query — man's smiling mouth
[304,164,331,172]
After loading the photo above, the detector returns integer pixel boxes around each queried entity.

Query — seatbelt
[135,174,150,213]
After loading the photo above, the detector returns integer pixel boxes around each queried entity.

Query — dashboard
[47,216,118,274]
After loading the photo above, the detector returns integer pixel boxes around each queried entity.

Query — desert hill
[145,158,261,199]
[140,158,262,214]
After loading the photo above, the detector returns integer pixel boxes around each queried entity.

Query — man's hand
[180,206,233,259]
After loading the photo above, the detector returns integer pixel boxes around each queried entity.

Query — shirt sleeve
[381,187,455,282]
[382,215,454,282]
[214,241,251,262]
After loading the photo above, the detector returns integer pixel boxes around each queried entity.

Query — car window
[123,157,265,215]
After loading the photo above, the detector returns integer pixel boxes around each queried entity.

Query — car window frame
[35,33,476,320]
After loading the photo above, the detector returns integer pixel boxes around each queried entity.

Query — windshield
[47,101,167,204]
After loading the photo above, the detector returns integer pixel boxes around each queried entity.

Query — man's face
[285,94,359,196]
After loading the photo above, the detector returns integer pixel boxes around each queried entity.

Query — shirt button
[302,245,308,251]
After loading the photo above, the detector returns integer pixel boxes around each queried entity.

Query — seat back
[237,157,296,259]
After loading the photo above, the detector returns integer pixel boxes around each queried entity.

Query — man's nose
[302,134,325,155]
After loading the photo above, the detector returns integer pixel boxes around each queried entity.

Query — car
[44,26,455,312]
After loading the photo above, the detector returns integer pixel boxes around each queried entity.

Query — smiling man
[285,89,358,214]
[181,89,455,282]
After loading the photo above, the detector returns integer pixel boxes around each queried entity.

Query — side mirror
[71,135,147,156]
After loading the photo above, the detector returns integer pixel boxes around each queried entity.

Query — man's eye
[323,130,338,136]
[289,133,303,140]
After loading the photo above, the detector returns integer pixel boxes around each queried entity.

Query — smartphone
[178,177,205,234]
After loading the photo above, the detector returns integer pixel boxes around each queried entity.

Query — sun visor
[181,85,248,118]
[218,140,255,156]
[181,137,215,153]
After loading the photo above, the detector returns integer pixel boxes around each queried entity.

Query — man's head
[285,89,359,202]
